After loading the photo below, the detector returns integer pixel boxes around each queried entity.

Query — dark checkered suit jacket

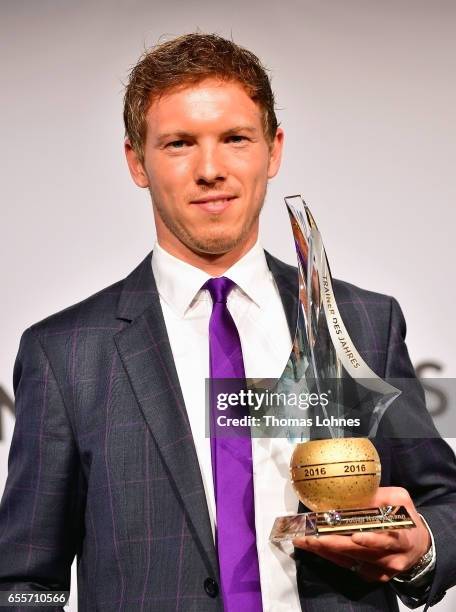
[1,251,455,611]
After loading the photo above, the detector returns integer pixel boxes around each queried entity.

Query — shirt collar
[151,240,272,318]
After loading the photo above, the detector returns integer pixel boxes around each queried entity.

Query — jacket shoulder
[332,278,394,309]
[28,252,153,340]
[29,279,123,340]
[266,249,394,308]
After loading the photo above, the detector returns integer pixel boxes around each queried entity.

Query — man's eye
[227,135,248,143]
[167,140,188,149]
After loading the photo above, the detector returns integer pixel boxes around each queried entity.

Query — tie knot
[204,276,236,304]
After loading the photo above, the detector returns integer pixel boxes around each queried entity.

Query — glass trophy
[269,195,416,542]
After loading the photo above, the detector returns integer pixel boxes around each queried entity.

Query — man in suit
[1,32,455,611]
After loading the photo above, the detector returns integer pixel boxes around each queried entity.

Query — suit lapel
[114,252,218,576]
[265,250,299,341]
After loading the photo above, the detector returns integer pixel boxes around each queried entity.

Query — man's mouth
[190,195,237,213]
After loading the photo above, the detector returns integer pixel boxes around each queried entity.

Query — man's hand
[293,487,431,583]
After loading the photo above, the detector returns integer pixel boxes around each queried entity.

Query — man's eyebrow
[222,125,258,135]
[155,125,259,145]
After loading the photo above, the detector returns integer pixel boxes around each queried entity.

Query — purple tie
[204,277,263,611]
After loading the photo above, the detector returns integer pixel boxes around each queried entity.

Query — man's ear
[267,127,284,179]
[124,139,149,188]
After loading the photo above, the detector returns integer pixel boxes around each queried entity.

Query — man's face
[125,78,283,259]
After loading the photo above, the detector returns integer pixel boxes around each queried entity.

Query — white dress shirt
[152,240,302,611]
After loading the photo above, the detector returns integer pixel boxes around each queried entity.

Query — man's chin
[181,226,256,256]
[187,236,244,256]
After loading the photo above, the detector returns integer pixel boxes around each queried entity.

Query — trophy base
[270,505,415,542]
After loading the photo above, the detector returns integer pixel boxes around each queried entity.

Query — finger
[294,535,386,563]
[297,537,360,558]
[351,530,407,553]
[297,534,396,557]
[334,548,397,564]
[293,538,358,571]
[370,486,416,512]
[300,540,399,564]
[293,537,408,580]
[294,535,357,554]
[296,533,413,567]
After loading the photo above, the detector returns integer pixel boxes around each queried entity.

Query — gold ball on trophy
[290,438,381,511]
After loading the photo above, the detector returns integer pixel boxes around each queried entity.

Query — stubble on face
[149,182,267,256]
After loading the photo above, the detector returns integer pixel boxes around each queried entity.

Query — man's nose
[194,144,227,184]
